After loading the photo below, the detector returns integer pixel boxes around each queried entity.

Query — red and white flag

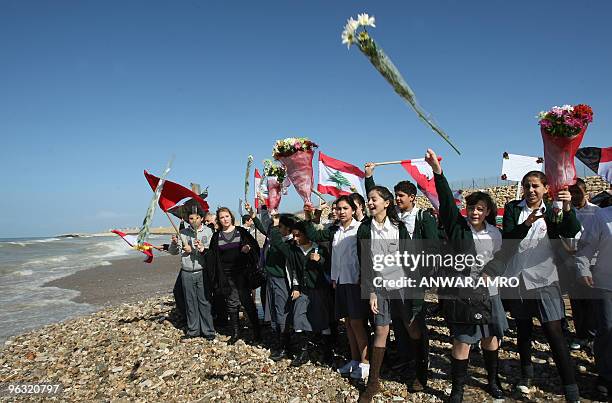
[400,157,442,210]
[111,230,154,263]
[317,152,365,197]
[144,171,209,212]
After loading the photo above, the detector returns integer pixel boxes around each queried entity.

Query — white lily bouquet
[342,13,461,155]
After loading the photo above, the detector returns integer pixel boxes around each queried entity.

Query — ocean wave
[30,238,61,244]
[22,256,69,268]
[7,242,27,247]
[16,270,33,276]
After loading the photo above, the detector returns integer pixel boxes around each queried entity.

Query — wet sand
[44,255,180,306]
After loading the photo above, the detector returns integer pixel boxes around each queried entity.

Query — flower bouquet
[273,137,318,208]
[538,104,593,221]
[263,159,288,213]
[342,13,461,155]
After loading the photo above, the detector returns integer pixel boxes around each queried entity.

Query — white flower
[341,29,355,48]
[357,13,375,28]
[561,104,574,112]
[537,111,547,119]
[345,17,359,33]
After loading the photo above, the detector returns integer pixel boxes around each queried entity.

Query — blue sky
[1,0,610,237]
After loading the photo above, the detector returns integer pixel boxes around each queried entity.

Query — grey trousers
[594,288,612,382]
[181,270,215,337]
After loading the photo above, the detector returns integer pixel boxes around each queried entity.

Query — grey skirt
[451,294,509,344]
[293,288,331,332]
[372,288,424,327]
[264,275,291,332]
[503,280,565,323]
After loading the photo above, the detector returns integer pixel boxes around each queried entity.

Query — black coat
[207,226,260,295]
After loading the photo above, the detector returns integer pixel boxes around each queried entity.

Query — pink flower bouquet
[272,137,318,208]
[538,104,593,219]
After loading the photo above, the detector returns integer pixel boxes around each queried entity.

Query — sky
[1,0,610,237]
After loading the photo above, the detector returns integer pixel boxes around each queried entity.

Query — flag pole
[312,189,326,202]
[373,160,404,166]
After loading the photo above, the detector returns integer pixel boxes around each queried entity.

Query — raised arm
[425,149,463,238]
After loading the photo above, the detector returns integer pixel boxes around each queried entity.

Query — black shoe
[290,332,310,367]
[290,349,309,367]
[204,334,216,341]
[270,348,288,362]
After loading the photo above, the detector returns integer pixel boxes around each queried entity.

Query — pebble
[0,295,599,402]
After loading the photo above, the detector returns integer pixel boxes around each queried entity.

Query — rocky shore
[0,295,605,402]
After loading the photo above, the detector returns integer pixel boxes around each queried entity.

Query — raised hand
[364,162,376,178]
[425,149,442,174]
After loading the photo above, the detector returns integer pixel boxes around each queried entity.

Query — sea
[0,234,167,345]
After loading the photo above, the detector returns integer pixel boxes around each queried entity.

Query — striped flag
[317,152,365,197]
[576,146,612,183]
[401,157,442,210]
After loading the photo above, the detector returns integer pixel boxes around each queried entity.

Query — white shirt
[371,217,403,290]
[563,202,600,264]
[504,199,559,290]
[576,206,612,292]
[470,222,502,295]
[331,219,361,284]
[398,207,419,238]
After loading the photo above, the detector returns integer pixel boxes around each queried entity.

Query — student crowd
[168,149,611,403]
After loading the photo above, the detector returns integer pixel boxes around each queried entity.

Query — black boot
[322,334,334,364]
[449,357,469,403]
[270,332,289,361]
[483,349,504,399]
[227,311,240,345]
[409,335,429,391]
[246,306,261,342]
[290,332,310,367]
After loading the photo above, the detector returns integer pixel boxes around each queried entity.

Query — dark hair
[241,214,252,224]
[368,186,401,227]
[335,195,357,211]
[521,171,551,202]
[465,191,497,226]
[521,171,548,187]
[349,193,366,212]
[216,207,235,228]
[394,180,417,196]
[292,220,309,238]
[279,214,296,229]
[571,177,587,192]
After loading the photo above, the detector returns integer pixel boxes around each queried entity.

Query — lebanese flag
[144,170,209,212]
[317,152,365,197]
[111,230,154,263]
[400,157,442,210]
[576,147,612,183]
